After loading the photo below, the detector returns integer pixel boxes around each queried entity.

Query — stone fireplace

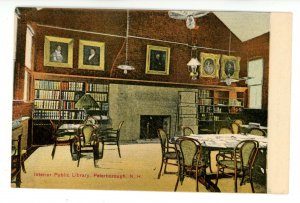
[140,115,171,139]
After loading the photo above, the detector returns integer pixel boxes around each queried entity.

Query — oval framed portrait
[221,55,241,80]
[200,53,221,78]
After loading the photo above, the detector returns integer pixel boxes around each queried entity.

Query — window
[247,58,264,109]
[23,25,34,101]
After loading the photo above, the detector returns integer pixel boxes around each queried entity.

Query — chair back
[84,116,97,125]
[12,134,22,157]
[175,137,201,167]
[235,140,259,168]
[248,128,266,137]
[182,127,194,136]
[231,123,240,134]
[50,120,59,134]
[233,119,244,126]
[80,124,96,145]
[157,128,169,154]
[117,121,124,131]
[217,127,233,134]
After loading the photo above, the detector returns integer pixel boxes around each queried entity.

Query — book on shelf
[88,83,109,92]
[33,110,60,120]
[35,80,60,90]
[35,90,60,100]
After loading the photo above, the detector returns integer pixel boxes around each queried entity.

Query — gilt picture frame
[200,52,221,78]
[44,36,73,68]
[221,55,241,80]
[145,45,170,75]
[78,40,105,71]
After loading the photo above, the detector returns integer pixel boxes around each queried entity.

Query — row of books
[61,81,85,91]
[90,93,108,102]
[61,91,76,101]
[199,113,214,121]
[60,111,84,120]
[228,99,243,106]
[199,106,213,113]
[33,110,60,120]
[34,100,60,109]
[35,80,60,90]
[88,83,109,92]
[214,107,229,113]
[198,98,213,105]
[199,90,212,98]
[35,90,60,100]
[61,101,76,110]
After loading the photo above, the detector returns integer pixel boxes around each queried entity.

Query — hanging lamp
[117,10,135,74]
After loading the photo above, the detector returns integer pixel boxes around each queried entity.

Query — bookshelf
[198,87,247,133]
[32,79,109,145]
[86,83,109,114]
[60,81,85,120]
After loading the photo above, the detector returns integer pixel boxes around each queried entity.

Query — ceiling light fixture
[187,46,200,80]
[117,10,135,74]
[168,10,209,29]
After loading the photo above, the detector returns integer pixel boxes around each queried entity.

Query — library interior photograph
[10,7,287,194]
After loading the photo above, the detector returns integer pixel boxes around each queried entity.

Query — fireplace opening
[140,115,171,139]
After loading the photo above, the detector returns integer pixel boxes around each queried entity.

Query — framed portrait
[44,36,73,68]
[200,52,221,78]
[145,45,170,75]
[78,40,105,71]
[221,55,241,80]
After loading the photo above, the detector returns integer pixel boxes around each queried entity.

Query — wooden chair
[101,121,124,158]
[218,127,233,134]
[12,124,27,173]
[174,137,206,192]
[50,120,77,160]
[216,127,235,165]
[157,128,177,179]
[233,119,244,126]
[74,124,101,167]
[11,134,22,187]
[248,128,267,137]
[231,122,240,134]
[215,140,259,193]
[182,126,194,136]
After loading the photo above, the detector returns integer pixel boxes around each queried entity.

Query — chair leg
[250,170,255,193]
[157,158,164,179]
[174,173,180,191]
[117,142,121,158]
[77,151,81,167]
[240,170,245,186]
[21,156,26,173]
[196,170,199,192]
[234,169,238,193]
[164,158,168,173]
[93,149,97,168]
[208,151,213,173]
[215,164,220,186]
[51,142,57,160]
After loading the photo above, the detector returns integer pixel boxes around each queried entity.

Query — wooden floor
[15,143,266,193]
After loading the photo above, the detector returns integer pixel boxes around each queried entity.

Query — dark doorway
[140,115,171,139]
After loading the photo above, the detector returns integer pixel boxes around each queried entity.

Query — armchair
[248,128,267,137]
[182,126,194,136]
[157,128,177,179]
[215,140,259,193]
[74,124,101,167]
[231,122,240,134]
[50,120,76,160]
[100,121,124,158]
[174,137,206,192]
[11,134,22,187]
